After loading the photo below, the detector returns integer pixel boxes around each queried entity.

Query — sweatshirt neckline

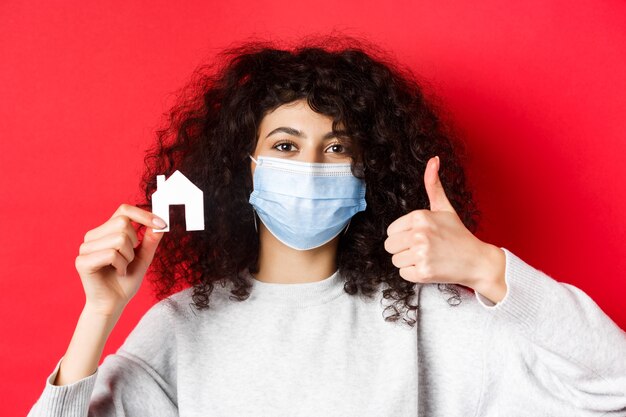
[243,268,346,306]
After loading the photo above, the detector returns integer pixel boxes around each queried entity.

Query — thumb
[133,227,165,272]
[425,156,455,213]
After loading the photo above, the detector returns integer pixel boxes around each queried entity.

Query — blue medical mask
[248,154,367,251]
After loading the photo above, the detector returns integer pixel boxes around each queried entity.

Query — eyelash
[272,140,347,153]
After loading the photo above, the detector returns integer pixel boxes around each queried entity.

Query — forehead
[259,99,337,131]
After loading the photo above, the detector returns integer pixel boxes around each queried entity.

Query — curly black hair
[135,32,482,327]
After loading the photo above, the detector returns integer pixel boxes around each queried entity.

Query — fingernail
[152,217,167,228]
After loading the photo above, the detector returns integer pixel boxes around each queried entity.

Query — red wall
[2,1,625,415]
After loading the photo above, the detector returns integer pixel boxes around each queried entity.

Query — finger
[391,248,420,269]
[76,248,128,276]
[110,203,167,231]
[384,229,426,254]
[84,215,139,246]
[85,204,165,243]
[424,156,455,213]
[398,265,420,283]
[386,210,429,236]
[131,227,164,273]
[79,232,136,264]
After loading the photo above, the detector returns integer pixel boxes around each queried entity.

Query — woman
[28,35,626,416]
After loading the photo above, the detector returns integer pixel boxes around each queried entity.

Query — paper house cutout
[151,170,204,232]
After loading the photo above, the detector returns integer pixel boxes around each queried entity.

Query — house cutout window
[151,170,205,232]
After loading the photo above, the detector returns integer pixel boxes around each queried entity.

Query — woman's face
[250,99,353,177]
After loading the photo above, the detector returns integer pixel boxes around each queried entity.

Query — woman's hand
[383,156,507,304]
[74,204,167,316]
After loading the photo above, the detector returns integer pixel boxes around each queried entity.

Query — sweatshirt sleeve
[27,299,178,417]
[475,246,626,415]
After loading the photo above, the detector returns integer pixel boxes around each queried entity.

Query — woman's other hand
[384,156,507,304]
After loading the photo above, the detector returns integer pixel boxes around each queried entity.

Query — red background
[2,1,625,415]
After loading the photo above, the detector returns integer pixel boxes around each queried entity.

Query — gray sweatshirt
[27,247,626,416]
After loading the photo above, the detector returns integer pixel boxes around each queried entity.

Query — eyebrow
[265,126,346,140]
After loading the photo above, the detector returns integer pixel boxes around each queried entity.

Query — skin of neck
[253,218,340,284]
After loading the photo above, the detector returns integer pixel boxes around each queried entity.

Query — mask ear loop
[249,154,259,233]
[343,218,351,235]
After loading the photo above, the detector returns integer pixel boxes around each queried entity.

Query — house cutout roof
[151,170,204,232]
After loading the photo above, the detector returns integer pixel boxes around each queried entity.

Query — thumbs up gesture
[384,156,508,304]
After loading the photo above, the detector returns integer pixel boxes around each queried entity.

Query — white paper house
[151,170,205,232]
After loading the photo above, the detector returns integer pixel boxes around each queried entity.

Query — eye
[272,140,298,152]
[326,142,347,153]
